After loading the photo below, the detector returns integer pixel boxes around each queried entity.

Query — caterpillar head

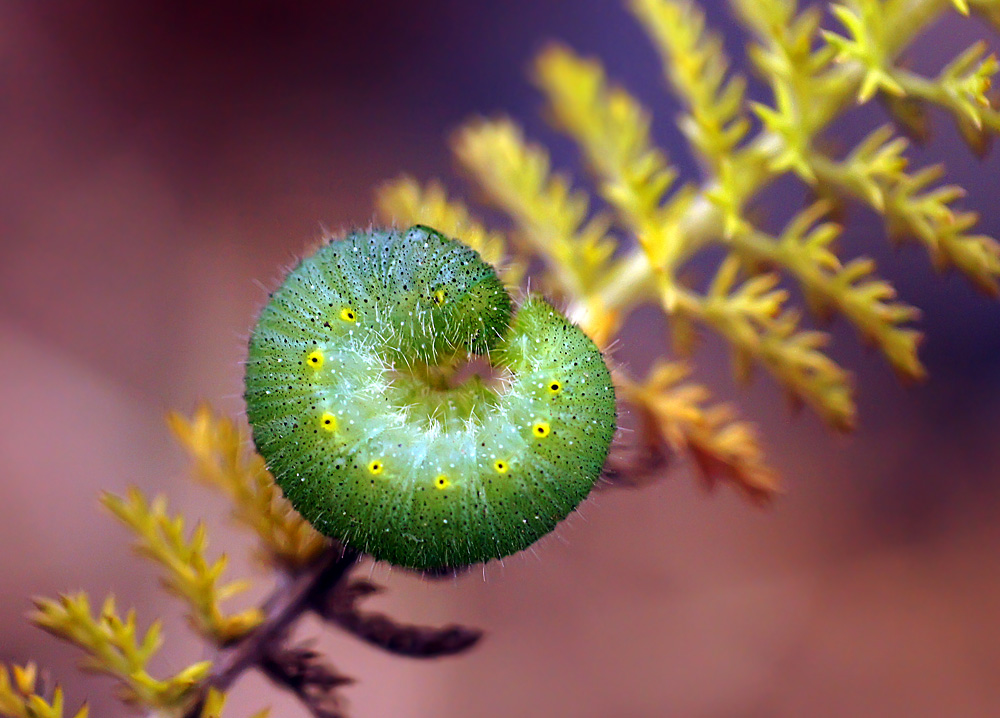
[404,225,512,357]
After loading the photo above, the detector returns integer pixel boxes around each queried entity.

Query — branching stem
[181,546,360,718]
[592,0,953,318]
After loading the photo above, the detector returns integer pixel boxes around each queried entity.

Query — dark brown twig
[318,580,483,658]
[182,545,359,718]
[260,643,353,718]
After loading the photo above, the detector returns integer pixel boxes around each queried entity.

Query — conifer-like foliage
[382,0,1000,498]
[10,1,1000,716]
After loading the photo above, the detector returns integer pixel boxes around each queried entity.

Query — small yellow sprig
[375,175,524,285]
[744,6,842,186]
[0,663,88,718]
[823,0,905,102]
[893,41,1000,148]
[30,593,210,708]
[934,42,998,130]
[629,0,758,235]
[741,3,842,131]
[451,117,617,301]
[628,0,750,171]
[621,362,778,500]
[729,202,924,380]
[799,124,1000,295]
[168,407,326,570]
[697,258,855,429]
[533,46,682,241]
[884,165,1000,295]
[101,488,264,644]
[533,43,707,302]
[751,82,818,181]
[815,125,908,210]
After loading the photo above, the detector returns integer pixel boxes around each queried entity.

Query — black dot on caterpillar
[244,225,617,570]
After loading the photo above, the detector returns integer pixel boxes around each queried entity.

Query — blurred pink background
[2,2,1000,716]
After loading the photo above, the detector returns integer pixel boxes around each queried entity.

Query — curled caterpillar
[244,226,616,570]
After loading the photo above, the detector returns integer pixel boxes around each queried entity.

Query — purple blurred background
[2,1,1000,716]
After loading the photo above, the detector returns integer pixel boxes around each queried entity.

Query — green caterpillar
[244,226,616,570]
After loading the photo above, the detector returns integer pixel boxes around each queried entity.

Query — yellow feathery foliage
[376,0,1000,498]
[823,0,904,102]
[451,118,618,300]
[534,46,683,249]
[168,406,327,570]
[30,594,211,708]
[101,488,264,644]
[729,202,924,380]
[532,43,700,337]
[697,258,856,430]
[892,41,1000,139]
[627,0,753,230]
[884,164,1000,294]
[807,125,1000,294]
[628,0,750,170]
[811,124,909,211]
[621,362,778,500]
[375,175,524,286]
[532,42,856,427]
[744,6,846,186]
[0,663,88,718]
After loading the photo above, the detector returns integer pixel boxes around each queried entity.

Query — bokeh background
[3,1,1000,716]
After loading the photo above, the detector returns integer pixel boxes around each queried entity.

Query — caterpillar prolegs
[244,226,616,570]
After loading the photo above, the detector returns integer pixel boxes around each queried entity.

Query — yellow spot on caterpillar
[547,380,562,394]
[340,307,357,322]
[494,459,509,474]
[306,349,324,369]
[368,460,384,475]
[433,288,447,306]
[434,474,451,490]
[532,422,551,438]
[320,412,338,432]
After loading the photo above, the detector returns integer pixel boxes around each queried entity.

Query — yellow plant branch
[168,407,327,570]
[618,362,779,499]
[891,42,1000,132]
[532,41,855,427]
[101,488,264,645]
[629,0,751,170]
[451,117,623,344]
[0,663,88,718]
[806,128,1000,295]
[452,118,618,300]
[594,0,964,316]
[694,262,855,429]
[533,46,685,259]
[729,203,925,379]
[30,594,211,709]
